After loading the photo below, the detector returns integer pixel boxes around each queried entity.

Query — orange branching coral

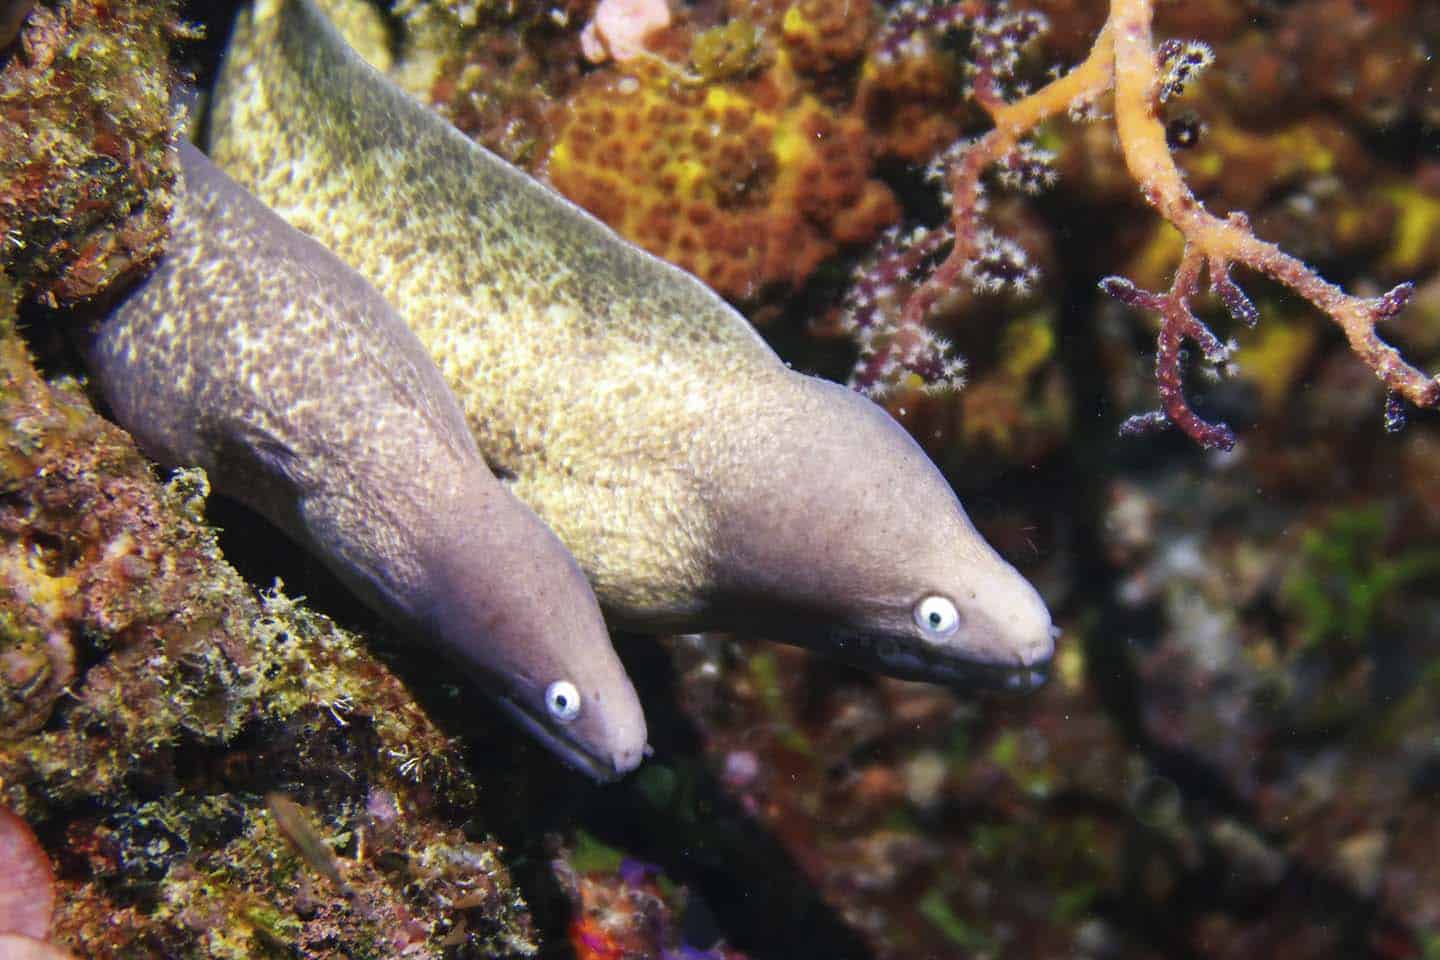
[1101,1,1437,449]
[866,0,1437,449]
[547,48,899,301]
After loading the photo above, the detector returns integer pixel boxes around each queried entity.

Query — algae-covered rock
[0,0,184,306]
[0,275,537,956]
[0,7,542,950]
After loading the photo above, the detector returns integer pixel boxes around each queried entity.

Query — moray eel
[82,142,647,779]
[209,0,1056,691]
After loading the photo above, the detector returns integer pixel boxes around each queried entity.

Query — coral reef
[410,0,905,302]
[868,0,1438,449]
[395,0,589,167]
[2,0,1439,956]
[657,635,1128,958]
[0,8,545,953]
[411,0,1438,955]
[401,0,1440,446]
[559,836,750,960]
[652,447,1440,957]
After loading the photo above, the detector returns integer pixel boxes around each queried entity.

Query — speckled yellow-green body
[212,0,777,625]
[211,0,1057,689]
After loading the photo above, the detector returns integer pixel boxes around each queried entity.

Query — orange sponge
[547,59,898,301]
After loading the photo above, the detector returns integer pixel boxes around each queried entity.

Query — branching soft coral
[861,0,1438,449]
[1102,2,1436,449]
[841,2,1052,397]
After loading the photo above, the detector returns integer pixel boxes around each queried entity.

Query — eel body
[209,0,1056,690]
[84,141,647,779]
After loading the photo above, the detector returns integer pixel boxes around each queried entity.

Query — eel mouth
[822,626,1053,694]
[492,694,629,782]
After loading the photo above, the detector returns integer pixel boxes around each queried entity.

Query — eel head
[709,376,1055,693]
[416,488,648,780]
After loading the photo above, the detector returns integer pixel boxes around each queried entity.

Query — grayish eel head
[82,142,646,779]
[411,497,648,778]
[704,375,1055,692]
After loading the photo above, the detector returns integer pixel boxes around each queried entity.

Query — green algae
[918,888,995,953]
[1281,504,1440,650]
[568,828,625,875]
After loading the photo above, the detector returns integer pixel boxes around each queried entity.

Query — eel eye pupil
[914,595,960,639]
[545,680,582,722]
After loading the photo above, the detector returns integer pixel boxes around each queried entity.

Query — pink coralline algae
[0,806,77,959]
[0,807,53,940]
[580,0,671,64]
[0,935,76,959]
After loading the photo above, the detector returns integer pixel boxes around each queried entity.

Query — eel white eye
[914,595,960,638]
[545,680,582,723]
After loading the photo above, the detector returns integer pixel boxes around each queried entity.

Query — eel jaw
[822,625,1054,693]
[492,693,633,782]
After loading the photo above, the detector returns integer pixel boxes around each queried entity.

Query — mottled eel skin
[210,0,1056,690]
[84,142,647,779]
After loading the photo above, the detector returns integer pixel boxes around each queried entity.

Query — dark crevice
[466,633,877,960]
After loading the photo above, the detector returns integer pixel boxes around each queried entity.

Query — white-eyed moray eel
[82,141,647,780]
[209,0,1058,692]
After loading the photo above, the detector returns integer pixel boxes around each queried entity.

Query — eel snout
[419,487,648,781]
[708,375,1058,691]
